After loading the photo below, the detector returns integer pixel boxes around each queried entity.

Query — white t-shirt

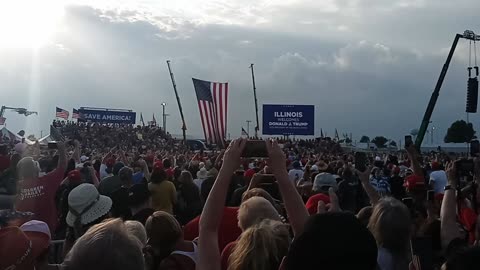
[288,169,304,183]
[429,170,448,194]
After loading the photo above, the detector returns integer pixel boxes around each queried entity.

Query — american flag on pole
[56,107,69,120]
[72,109,80,119]
[192,78,229,145]
[0,117,5,125]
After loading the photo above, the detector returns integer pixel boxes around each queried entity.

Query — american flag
[192,78,229,145]
[56,107,69,120]
[0,117,5,125]
[72,109,80,119]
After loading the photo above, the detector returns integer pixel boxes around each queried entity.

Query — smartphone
[242,140,268,158]
[455,159,474,177]
[48,141,58,149]
[354,152,367,172]
[427,190,435,202]
[405,135,413,148]
[470,140,480,156]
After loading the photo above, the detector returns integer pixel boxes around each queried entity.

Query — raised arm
[139,159,150,181]
[198,139,246,270]
[440,161,462,249]
[266,139,309,236]
[88,166,99,187]
[406,145,424,177]
[57,141,67,172]
[356,166,380,205]
[72,140,81,164]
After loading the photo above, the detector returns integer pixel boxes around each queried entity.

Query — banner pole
[250,64,260,138]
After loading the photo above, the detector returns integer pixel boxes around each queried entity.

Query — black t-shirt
[110,187,132,219]
[130,208,155,225]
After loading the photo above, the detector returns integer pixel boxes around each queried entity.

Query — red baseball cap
[153,161,164,171]
[305,193,331,215]
[68,170,82,184]
[0,227,39,270]
[404,174,426,190]
[106,158,115,168]
[244,169,256,179]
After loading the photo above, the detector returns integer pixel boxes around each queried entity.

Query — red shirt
[183,207,242,252]
[166,168,175,178]
[15,167,65,234]
[221,241,237,270]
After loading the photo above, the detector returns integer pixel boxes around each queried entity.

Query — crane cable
[468,40,473,78]
[474,37,479,77]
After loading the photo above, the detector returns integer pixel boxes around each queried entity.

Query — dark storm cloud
[2,1,479,142]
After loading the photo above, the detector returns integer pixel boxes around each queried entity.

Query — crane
[415,30,480,149]
[0,106,38,125]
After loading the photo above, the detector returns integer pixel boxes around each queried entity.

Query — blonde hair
[124,220,147,246]
[64,218,144,270]
[368,197,411,269]
[228,219,290,270]
[237,197,280,231]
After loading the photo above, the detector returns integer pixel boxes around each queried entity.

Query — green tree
[372,136,388,148]
[360,136,370,143]
[389,140,397,147]
[444,120,476,143]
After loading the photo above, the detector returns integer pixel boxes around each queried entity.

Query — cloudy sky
[1,0,480,143]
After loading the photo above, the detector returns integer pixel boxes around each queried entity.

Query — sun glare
[0,1,64,49]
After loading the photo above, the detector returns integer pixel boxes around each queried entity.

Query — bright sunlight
[0,1,64,49]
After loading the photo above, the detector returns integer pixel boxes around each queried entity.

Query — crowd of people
[1,121,480,270]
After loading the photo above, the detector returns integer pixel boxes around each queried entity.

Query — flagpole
[249,64,260,138]
[166,60,187,144]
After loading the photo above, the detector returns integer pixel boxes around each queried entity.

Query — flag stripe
[203,101,213,144]
[208,102,217,144]
[218,83,224,139]
[198,101,208,142]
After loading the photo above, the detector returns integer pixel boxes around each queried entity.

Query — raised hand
[317,188,341,214]
[265,139,287,175]
[445,161,457,187]
[221,138,247,172]
[356,166,373,184]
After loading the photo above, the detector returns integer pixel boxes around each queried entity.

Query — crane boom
[415,30,480,149]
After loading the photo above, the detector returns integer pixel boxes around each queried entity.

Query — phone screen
[355,152,367,172]
[48,142,58,149]
[405,135,413,147]
[242,140,269,158]
[455,159,474,177]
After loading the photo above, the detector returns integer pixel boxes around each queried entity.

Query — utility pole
[161,103,167,133]
[166,60,187,143]
[249,64,260,138]
[246,120,252,137]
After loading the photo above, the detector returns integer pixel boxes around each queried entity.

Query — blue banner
[78,109,136,124]
[262,104,314,135]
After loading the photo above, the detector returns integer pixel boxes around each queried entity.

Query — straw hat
[66,183,112,227]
